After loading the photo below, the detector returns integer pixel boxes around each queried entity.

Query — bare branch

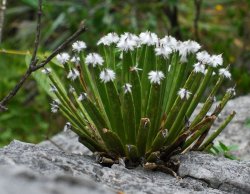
[0,0,7,42]
[194,0,203,41]
[0,1,86,112]
[33,21,86,71]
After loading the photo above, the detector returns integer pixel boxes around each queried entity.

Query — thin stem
[198,111,236,151]
[30,0,42,65]
[0,0,7,43]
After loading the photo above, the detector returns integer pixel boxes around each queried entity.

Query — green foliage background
[0,0,249,146]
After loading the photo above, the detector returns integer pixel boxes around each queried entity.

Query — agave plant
[42,31,236,169]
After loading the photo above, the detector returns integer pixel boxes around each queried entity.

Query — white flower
[49,84,57,93]
[196,51,211,64]
[209,54,223,67]
[148,71,165,85]
[72,41,86,52]
[139,31,158,46]
[178,40,201,63]
[130,66,142,72]
[69,85,75,93]
[117,33,139,51]
[178,88,192,100]
[63,122,71,132]
[78,93,87,101]
[85,53,104,67]
[155,45,172,59]
[50,100,60,113]
[70,56,80,63]
[219,68,231,79]
[193,62,206,74]
[197,52,223,67]
[56,53,70,64]
[160,36,178,50]
[176,41,188,62]
[67,68,80,81]
[227,88,236,96]
[184,40,201,53]
[100,69,116,83]
[41,68,51,74]
[123,83,132,93]
[97,32,119,46]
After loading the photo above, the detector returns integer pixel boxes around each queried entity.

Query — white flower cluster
[117,32,139,51]
[148,71,165,85]
[219,68,231,79]
[139,31,158,46]
[155,45,172,59]
[123,83,132,93]
[85,53,104,67]
[72,41,86,52]
[178,88,192,100]
[178,40,201,62]
[56,53,70,64]
[51,31,233,105]
[100,69,116,83]
[97,32,119,46]
[196,51,223,67]
[97,31,184,52]
[193,62,206,74]
[56,40,86,65]
[155,36,201,61]
[67,68,80,81]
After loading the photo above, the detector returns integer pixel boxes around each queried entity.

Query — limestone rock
[1,140,250,194]
[0,165,115,194]
[177,152,250,194]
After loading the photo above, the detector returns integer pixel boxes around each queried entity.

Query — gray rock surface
[0,165,115,194]
[1,136,250,194]
[178,152,250,194]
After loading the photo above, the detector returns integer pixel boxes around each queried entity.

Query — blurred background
[0,0,249,146]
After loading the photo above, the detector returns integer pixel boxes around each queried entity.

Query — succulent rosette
[42,31,236,168]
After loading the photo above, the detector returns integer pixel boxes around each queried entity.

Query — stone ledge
[1,140,250,194]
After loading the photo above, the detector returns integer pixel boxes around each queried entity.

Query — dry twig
[0,0,86,112]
